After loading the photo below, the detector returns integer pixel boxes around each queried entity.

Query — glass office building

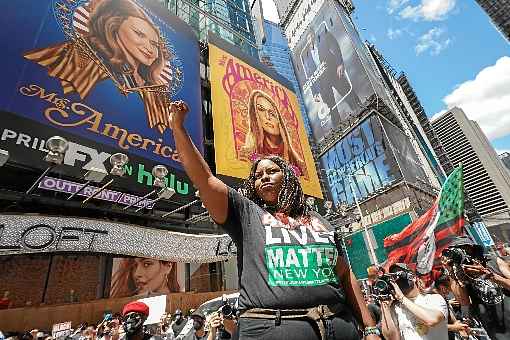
[258,19,313,136]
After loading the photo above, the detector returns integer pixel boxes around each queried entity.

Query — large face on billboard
[208,37,322,198]
[110,257,184,298]
[287,0,384,142]
[320,115,401,207]
[1,0,202,170]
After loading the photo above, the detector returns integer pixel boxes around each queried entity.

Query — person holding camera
[206,313,231,340]
[380,263,448,340]
[442,237,510,340]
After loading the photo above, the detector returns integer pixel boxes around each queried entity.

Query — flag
[383,165,465,283]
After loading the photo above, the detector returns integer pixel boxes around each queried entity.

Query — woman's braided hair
[243,155,308,218]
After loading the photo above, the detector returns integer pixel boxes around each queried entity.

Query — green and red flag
[383,165,465,283]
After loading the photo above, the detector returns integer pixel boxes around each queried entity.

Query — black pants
[238,314,361,340]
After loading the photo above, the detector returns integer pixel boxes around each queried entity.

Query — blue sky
[261,0,510,154]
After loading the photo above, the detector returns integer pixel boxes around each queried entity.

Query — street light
[346,172,379,266]
[26,136,68,195]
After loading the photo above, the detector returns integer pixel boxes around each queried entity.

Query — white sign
[139,295,167,325]
[283,0,325,50]
[52,321,72,339]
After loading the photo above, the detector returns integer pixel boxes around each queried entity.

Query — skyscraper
[257,19,312,136]
[432,107,510,222]
[162,0,257,56]
[475,0,510,42]
[500,152,510,171]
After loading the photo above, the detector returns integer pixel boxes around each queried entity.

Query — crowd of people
[362,237,510,339]
[3,101,510,340]
[0,301,233,340]
[2,237,510,340]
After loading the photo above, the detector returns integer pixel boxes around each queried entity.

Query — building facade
[162,0,258,56]
[432,107,510,223]
[475,0,510,42]
[501,152,510,171]
[257,19,312,136]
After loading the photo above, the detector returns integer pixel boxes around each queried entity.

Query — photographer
[205,313,231,340]
[442,237,510,340]
[380,263,448,340]
[434,273,471,339]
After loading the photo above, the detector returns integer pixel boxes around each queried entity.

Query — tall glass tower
[258,19,313,137]
[159,0,257,56]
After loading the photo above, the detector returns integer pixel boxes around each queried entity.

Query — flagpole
[348,175,379,266]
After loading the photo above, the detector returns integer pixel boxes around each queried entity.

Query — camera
[218,296,238,319]
[442,247,475,266]
[373,271,413,300]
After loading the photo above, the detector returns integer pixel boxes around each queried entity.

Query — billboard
[0,214,236,261]
[1,0,202,172]
[208,34,322,198]
[110,257,185,297]
[319,114,401,207]
[379,116,429,186]
[1,111,194,202]
[287,0,388,142]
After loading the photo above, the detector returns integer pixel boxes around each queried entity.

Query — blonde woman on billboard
[110,258,180,297]
[240,90,306,175]
[24,0,176,133]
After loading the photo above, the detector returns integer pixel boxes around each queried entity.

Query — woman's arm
[335,257,377,329]
[380,301,400,340]
[169,101,229,224]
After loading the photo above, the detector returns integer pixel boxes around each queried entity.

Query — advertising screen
[1,111,194,202]
[379,116,429,185]
[208,34,322,198]
[319,115,401,207]
[110,257,185,297]
[287,0,387,142]
[1,0,202,172]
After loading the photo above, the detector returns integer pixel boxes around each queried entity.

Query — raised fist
[168,100,189,129]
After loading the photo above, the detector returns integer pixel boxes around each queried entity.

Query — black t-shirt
[220,187,346,311]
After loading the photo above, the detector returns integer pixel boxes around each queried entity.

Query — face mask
[123,313,144,335]
[193,320,202,331]
[175,315,182,322]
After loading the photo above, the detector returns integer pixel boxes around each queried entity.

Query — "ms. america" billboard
[1,0,202,173]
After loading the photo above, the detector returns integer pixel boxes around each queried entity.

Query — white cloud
[436,56,510,140]
[430,109,446,121]
[260,0,279,23]
[387,0,409,14]
[387,28,403,40]
[400,0,456,21]
[496,149,510,155]
[415,27,451,55]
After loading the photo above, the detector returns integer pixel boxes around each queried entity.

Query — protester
[120,301,160,340]
[442,237,510,340]
[168,100,380,339]
[205,313,231,340]
[434,273,471,340]
[380,263,448,340]
[182,312,207,340]
[169,309,187,339]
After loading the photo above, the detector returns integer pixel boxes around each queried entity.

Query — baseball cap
[122,301,149,317]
